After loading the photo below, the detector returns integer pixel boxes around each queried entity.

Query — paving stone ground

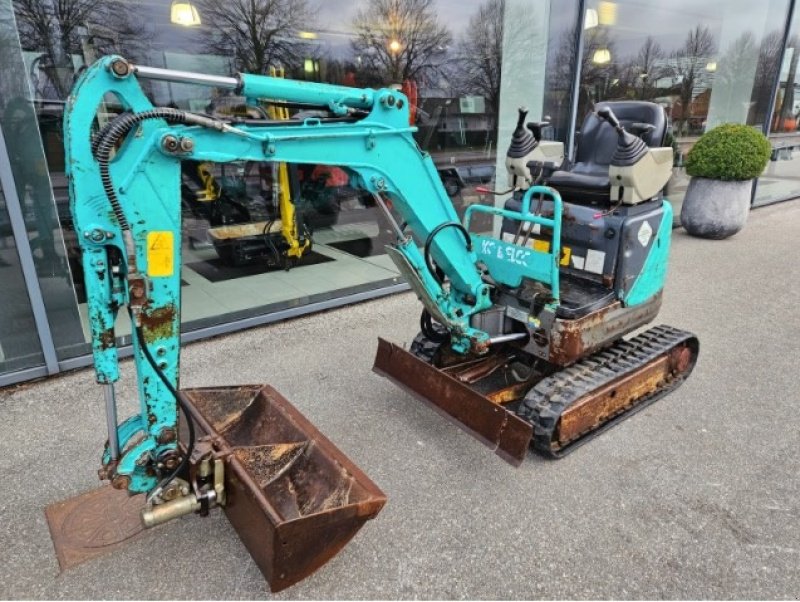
[1,201,798,599]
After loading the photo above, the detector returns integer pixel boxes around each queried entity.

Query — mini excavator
[64,57,697,590]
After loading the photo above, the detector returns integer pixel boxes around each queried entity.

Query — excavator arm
[65,56,500,493]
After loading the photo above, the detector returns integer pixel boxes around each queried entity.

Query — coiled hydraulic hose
[93,108,187,232]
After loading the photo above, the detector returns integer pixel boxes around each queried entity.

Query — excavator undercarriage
[375,323,697,463]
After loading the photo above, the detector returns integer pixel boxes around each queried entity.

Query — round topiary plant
[685,123,771,181]
[681,124,772,239]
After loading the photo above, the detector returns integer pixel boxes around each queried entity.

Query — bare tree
[14,0,145,98]
[671,25,716,134]
[196,0,314,74]
[452,0,504,119]
[631,36,666,100]
[750,30,787,126]
[351,0,452,84]
[547,24,618,126]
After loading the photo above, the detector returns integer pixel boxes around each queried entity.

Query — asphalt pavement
[1,201,799,599]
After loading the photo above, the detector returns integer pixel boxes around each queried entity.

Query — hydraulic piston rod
[130,62,376,113]
[133,64,239,89]
[103,384,120,461]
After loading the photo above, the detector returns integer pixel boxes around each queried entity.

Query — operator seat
[548,101,667,205]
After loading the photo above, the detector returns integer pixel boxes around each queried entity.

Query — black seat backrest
[575,101,668,169]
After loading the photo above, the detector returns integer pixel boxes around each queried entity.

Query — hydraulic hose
[91,111,132,155]
[93,107,238,232]
[423,222,472,287]
[131,308,196,497]
[93,108,188,232]
[420,309,450,344]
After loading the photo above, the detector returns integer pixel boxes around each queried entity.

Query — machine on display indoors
[61,56,697,590]
[180,84,313,269]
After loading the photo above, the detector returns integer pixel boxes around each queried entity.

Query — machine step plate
[45,485,148,572]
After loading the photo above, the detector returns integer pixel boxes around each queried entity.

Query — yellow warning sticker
[560,246,572,266]
[147,231,174,278]
[532,239,550,253]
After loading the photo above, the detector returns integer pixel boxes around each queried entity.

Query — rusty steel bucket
[373,338,534,465]
[181,385,386,592]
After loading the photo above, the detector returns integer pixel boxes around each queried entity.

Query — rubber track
[517,324,699,458]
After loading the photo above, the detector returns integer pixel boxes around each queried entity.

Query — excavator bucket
[181,385,386,592]
[373,338,534,466]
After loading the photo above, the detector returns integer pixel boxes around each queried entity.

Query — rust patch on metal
[45,486,148,572]
[443,354,509,384]
[140,304,176,344]
[486,381,533,405]
[373,338,533,466]
[99,328,115,351]
[558,355,671,446]
[548,302,619,366]
[180,385,386,592]
[186,386,255,434]
[670,345,692,374]
[232,442,308,488]
[548,293,662,366]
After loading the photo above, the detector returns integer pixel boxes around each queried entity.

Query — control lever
[628,122,656,137]
[526,121,550,142]
[596,107,622,132]
[515,107,528,129]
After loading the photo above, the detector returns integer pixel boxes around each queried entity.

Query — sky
[314,0,475,36]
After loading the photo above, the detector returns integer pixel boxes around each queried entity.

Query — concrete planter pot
[680,177,753,240]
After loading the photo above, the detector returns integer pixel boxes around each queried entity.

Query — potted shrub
[680,123,772,239]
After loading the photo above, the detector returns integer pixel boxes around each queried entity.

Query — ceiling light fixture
[170,1,201,27]
[592,48,611,65]
[598,1,617,25]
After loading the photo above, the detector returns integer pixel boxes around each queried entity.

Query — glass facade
[0,0,797,383]
[0,174,45,373]
[756,5,800,205]
[577,0,791,218]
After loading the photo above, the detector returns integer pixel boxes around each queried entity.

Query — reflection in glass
[0,178,45,374]
[576,0,790,216]
[2,0,85,361]
[543,0,581,143]
[757,8,800,206]
[8,0,544,341]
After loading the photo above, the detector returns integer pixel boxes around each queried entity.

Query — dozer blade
[373,338,533,466]
[181,385,386,593]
